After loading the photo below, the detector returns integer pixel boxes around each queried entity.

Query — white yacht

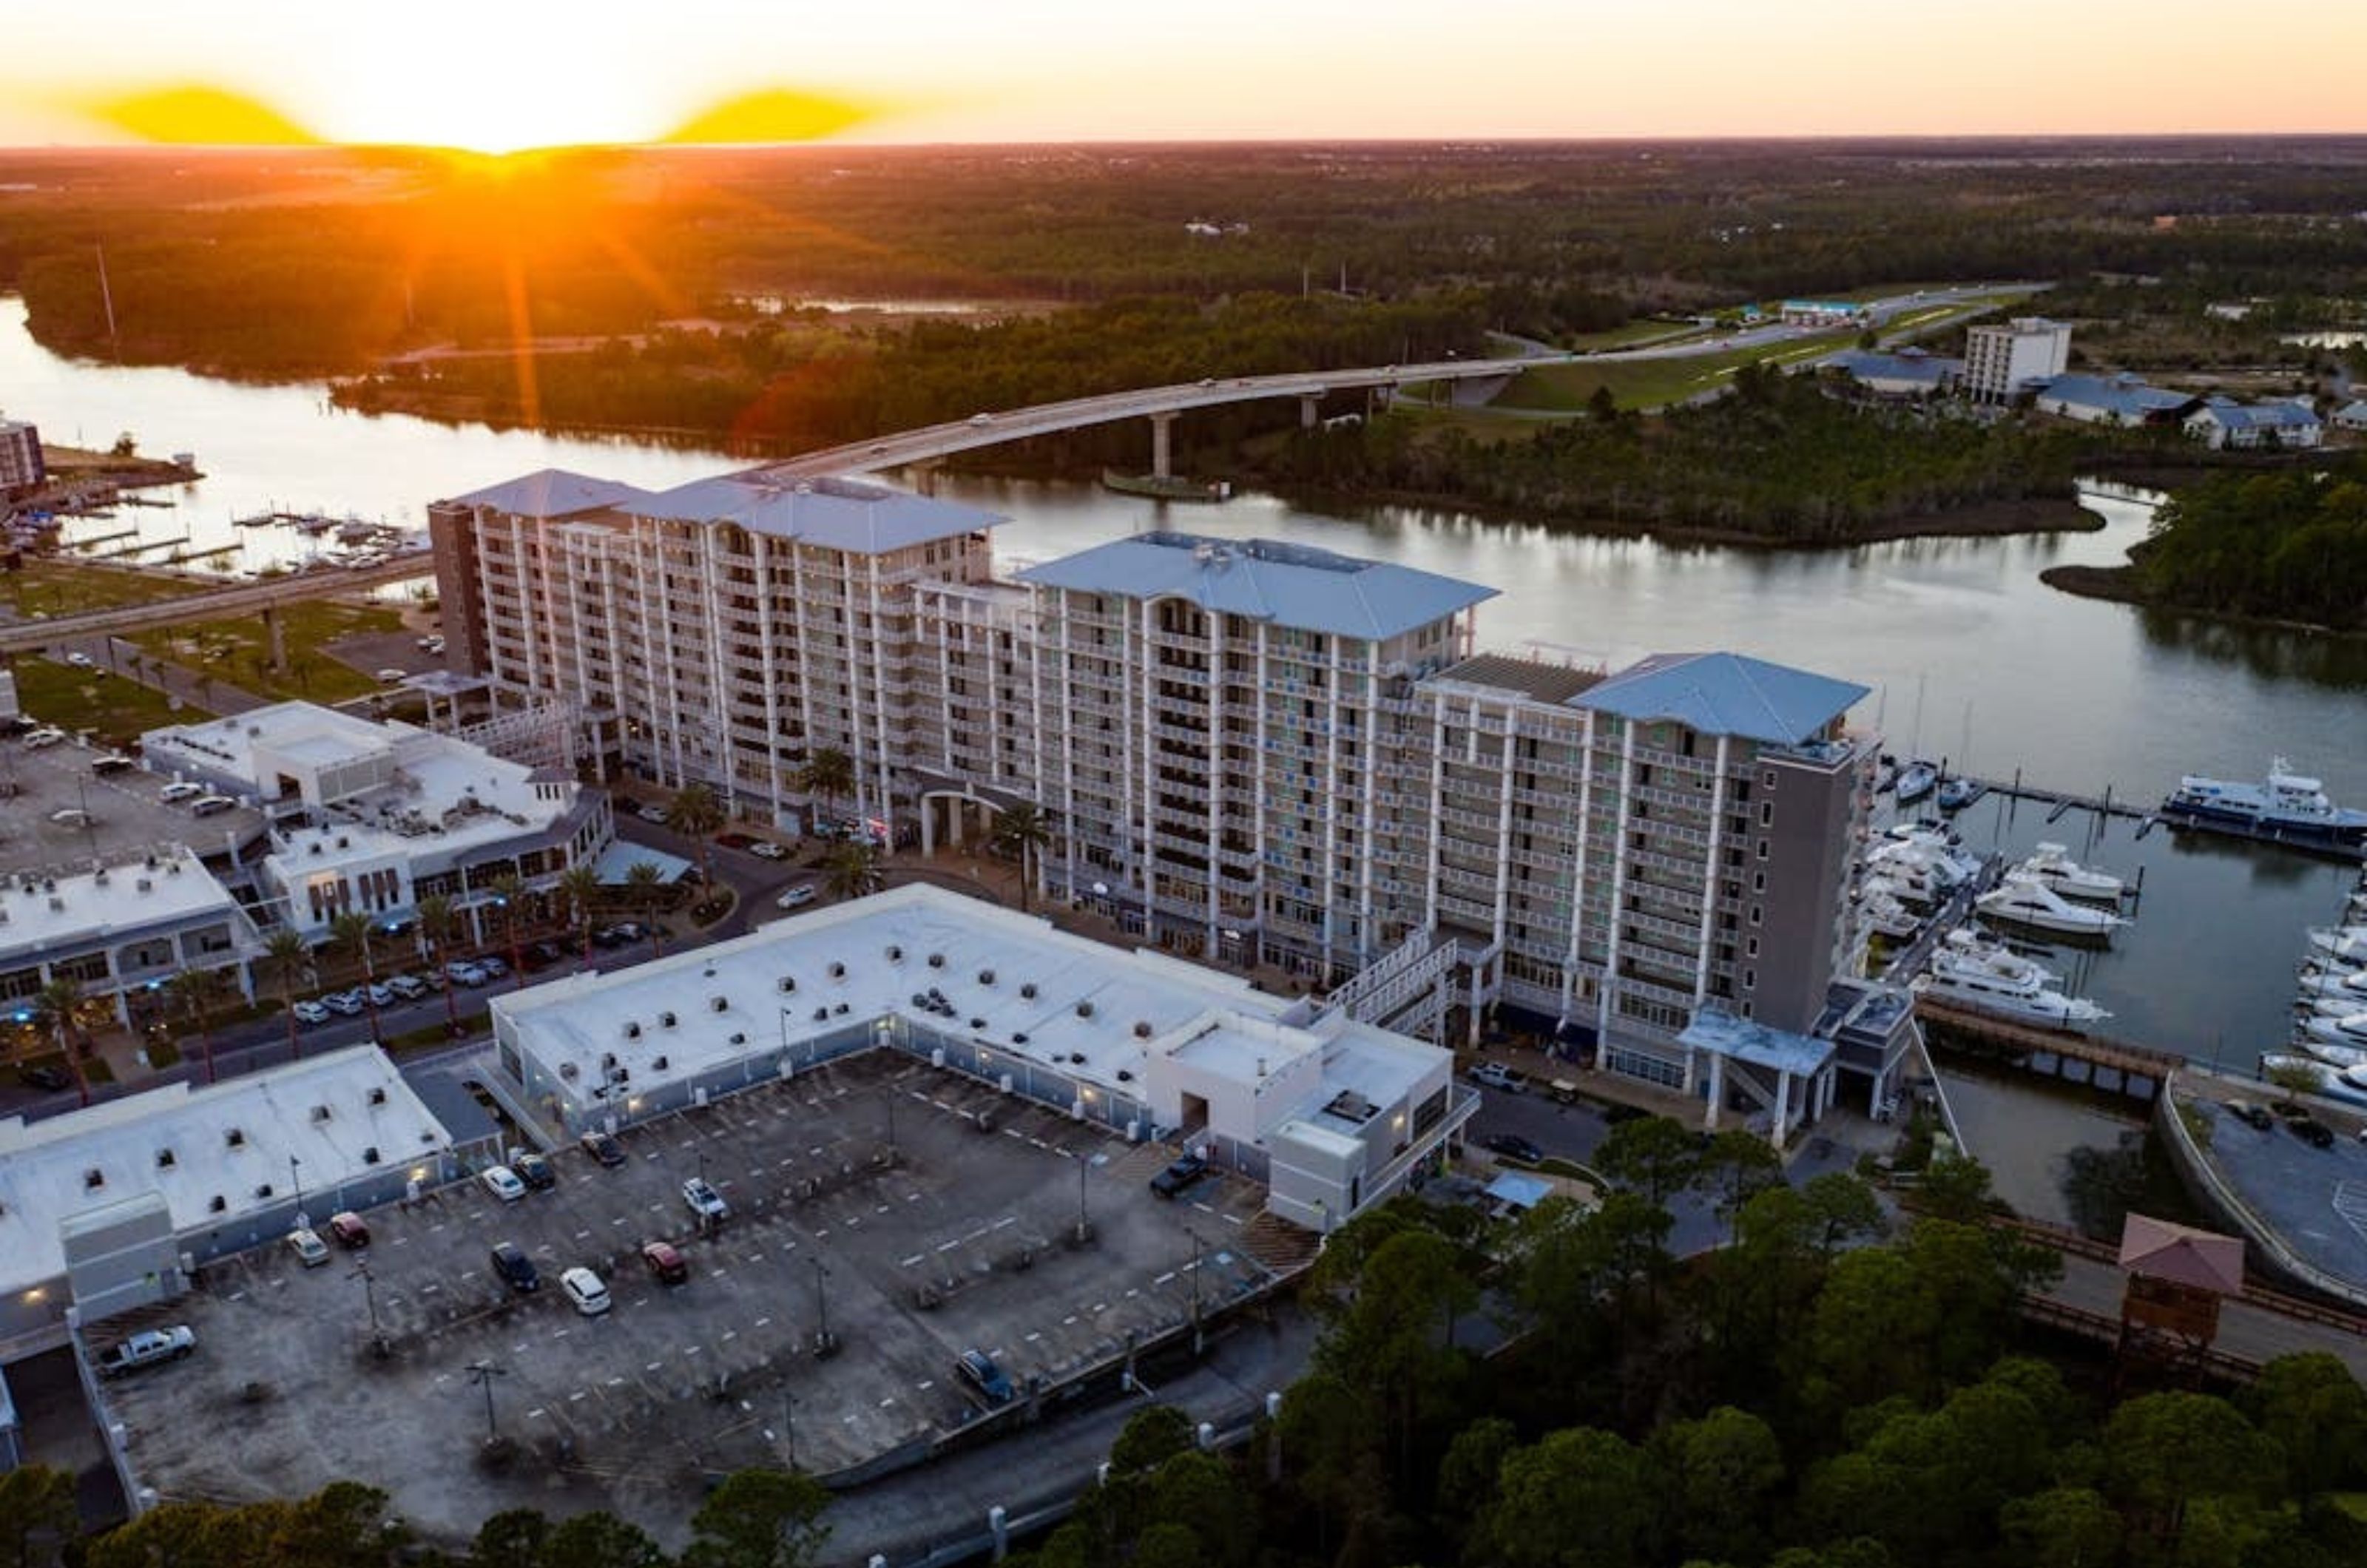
[1914,929,2106,1029]
[1894,760,1939,805]
[1975,872,2128,939]
[2016,842,2126,903]
[2163,758,2367,848]
[1857,881,1921,940]
[2306,927,2367,967]
[2298,1038,2367,1071]
[2300,1011,2367,1051]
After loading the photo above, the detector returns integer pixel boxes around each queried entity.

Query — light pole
[1186,1227,1204,1355]
[810,1257,837,1358]
[1076,1153,1090,1243]
[467,1359,506,1441]
[289,1155,305,1229]
[353,1260,387,1357]
[783,1391,799,1470]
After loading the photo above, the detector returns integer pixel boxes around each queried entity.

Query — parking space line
[720,1331,736,1342]
[526,1408,545,1420]
[754,1316,771,1328]
[916,1379,934,1390]
[1153,1271,1176,1285]
[900,1254,925,1268]
[1061,1315,1078,1325]
[1024,1331,1041,1342]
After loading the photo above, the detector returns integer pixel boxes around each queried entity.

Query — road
[0,554,434,658]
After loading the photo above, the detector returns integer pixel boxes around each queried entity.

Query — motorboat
[1914,932,2107,1028]
[2298,1038,2367,1071]
[2015,842,2127,903]
[2300,1011,2367,1051]
[1857,881,1921,940]
[1863,845,1959,904]
[2307,927,2367,967]
[1936,777,1987,812]
[1975,872,2127,939]
[2299,963,2367,1003]
[1873,827,1981,882]
[1937,926,2060,984]
[2260,1052,2367,1109]
[1894,760,1939,805]
[2162,758,2367,848]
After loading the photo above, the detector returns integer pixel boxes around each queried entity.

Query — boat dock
[1915,996,2181,1099]
[1960,771,2155,828]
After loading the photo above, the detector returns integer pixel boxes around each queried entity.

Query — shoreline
[2041,561,2367,640]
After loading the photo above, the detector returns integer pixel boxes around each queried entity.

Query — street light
[289,1155,305,1229]
[466,1359,507,1441]
[810,1257,837,1359]
[1076,1152,1091,1243]
[1186,1227,1205,1355]
[353,1260,387,1357]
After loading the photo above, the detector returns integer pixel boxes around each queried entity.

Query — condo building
[433,469,1891,1109]
[1961,317,2073,403]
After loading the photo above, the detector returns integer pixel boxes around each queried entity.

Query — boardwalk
[2033,1251,2367,1382]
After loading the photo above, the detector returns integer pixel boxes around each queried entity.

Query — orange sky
[4,1,2364,150]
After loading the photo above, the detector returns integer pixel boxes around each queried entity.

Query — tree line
[2133,457,2367,631]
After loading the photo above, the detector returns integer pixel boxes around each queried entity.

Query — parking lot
[103,1050,1272,1544]
[0,724,264,865]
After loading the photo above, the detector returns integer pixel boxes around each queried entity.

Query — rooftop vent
[778,976,797,993]
[136,879,152,893]
[156,1149,175,1169]
[362,1146,380,1165]
[651,1055,669,1071]
[226,1128,245,1148]
[659,1011,677,1029]
[254,1183,274,1199]
[1011,1032,1028,1045]
[729,1031,746,1045]
[559,1062,579,1081]
[623,1021,641,1040]
[209,1195,226,1214]
[887,944,903,962]
[84,1169,104,1190]
[1133,1021,1154,1039]
[813,1007,828,1022]
[311,1105,332,1123]
[1076,1001,1095,1018]
[710,996,728,1013]
[368,1087,387,1106]
[978,970,995,986]
[1020,983,1038,1000]
[928,953,945,969]
[828,962,845,981]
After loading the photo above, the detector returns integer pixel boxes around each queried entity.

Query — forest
[6,1135,2363,1568]
[2115,457,2367,632]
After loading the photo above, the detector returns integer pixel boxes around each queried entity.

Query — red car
[641,1240,689,1285]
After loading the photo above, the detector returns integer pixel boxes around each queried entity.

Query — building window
[1750,904,1763,927]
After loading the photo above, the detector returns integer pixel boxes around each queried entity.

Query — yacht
[1894,760,1939,805]
[1864,845,1959,904]
[1857,881,1921,940]
[2162,758,2367,848]
[2298,1038,2367,1071]
[2298,964,2367,1004]
[2259,1053,2367,1109]
[2015,842,2127,903]
[1976,872,2128,939]
[2300,1011,2367,1051]
[2306,927,2367,967]
[1937,926,2059,984]
[1914,934,2107,1029]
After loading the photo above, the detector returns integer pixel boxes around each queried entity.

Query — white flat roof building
[0,1045,457,1354]
[0,845,261,1027]
[142,702,611,939]
[491,885,1466,1230]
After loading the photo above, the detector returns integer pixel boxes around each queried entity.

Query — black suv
[579,1131,627,1168]
[2289,1117,2337,1149]
[490,1243,541,1294]
[1149,1152,1211,1200]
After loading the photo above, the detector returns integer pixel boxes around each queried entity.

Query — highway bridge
[0,553,433,659]
[748,356,1544,484]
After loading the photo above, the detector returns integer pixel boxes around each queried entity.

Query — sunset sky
[4,0,2363,151]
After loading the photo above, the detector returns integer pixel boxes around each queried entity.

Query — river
[4,297,2361,1065]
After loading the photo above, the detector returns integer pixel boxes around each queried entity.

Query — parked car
[291,999,332,1025]
[445,960,488,987]
[681,1177,729,1224]
[1149,1152,1210,1200]
[64,651,92,668]
[375,668,408,683]
[2225,1098,2275,1131]
[386,973,430,1001]
[560,1266,612,1317]
[776,883,819,910]
[23,729,65,749]
[715,832,754,851]
[48,808,92,829]
[641,1240,690,1285]
[322,990,365,1017]
[635,802,671,824]
[286,1228,331,1268]
[1469,1062,1528,1094]
[593,922,646,949]
[2290,1117,2337,1149]
[509,1150,556,1191]
[97,1325,195,1377]
[476,955,510,979]
[580,1130,627,1167]
[956,1348,1014,1404]
[327,1212,371,1248]
[189,794,238,817]
[1482,1132,1546,1165]
[490,1242,541,1295]
[16,1062,72,1092]
[749,841,791,861]
[158,780,206,802]
[364,981,396,1008]
[524,940,567,970]
[480,1166,528,1203]
[91,754,135,775]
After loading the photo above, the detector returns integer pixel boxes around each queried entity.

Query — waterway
[4,297,2361,1068]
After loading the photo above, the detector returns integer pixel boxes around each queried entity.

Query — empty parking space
[106,1051,1272,1544]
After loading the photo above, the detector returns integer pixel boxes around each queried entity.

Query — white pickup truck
[95,1325,195,1377]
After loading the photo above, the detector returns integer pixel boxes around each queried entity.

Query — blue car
[957,1348,1013,1404]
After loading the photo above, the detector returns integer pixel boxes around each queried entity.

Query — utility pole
[1186,1228,1204,1356]
[354,1260,387,1358]
[810,1257,837,1359]
[1076,1153,1090,1244]
[289,1155,305,1229]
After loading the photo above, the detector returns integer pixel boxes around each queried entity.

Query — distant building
[1962,317,2073,402]
[2331,399,2367,433]
[0,419,42,494]
[0,845,263,1032]
[2032,374,2201,428]
[1830,348,1961,398]
[1780,300,1866,328]
[141,701,612,944]
[2183,396,2323,450]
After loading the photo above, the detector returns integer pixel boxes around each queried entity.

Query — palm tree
[822,842,884,904]
[32,976,92,1108]
[265,927,313,1062]
[793,748,855,837]
[624,861,667,958]
[558,864,603,964]
[166,965,234,1085]
[665,782,725,891]
[988,802,1053,914]
[328,911,382,1044]
[488,872,528,990]
[416,894,461,1038]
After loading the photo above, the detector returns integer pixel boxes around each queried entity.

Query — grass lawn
[10,658,206,743]
[1562,320,1711,351]
[1491,328,1863,413]
[129,595,403,706]
[0,560,208,620]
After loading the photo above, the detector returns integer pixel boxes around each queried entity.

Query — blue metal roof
[2035,374,2198,420]
[444,468,653,518]
[632,475,1004,555]
[1016,533,1496,641]
[1573,652,1868,744]
[1679,1008,1834,1077]
[2187,399,2319,431]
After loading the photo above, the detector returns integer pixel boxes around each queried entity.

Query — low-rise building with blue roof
[2184,396,2323,450]
[2032,374,2201,427]
[1830,348,1961,398]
